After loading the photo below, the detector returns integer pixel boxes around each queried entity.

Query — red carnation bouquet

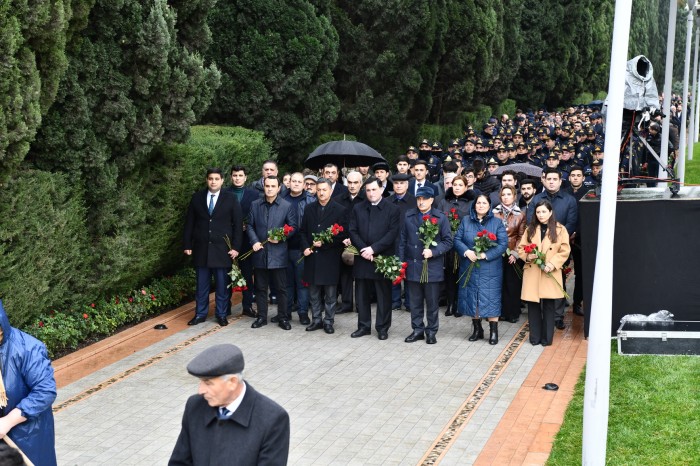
[239,224,294,260]
[418,214,440,282]
[374,255,408,285]
[297,223,344,264]
[459,229,498,287]
[224,235,247,291]
[522,243,570,299]
[449,208,461,272]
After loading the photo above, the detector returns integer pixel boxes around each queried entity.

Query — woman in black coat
[436,175,475,316]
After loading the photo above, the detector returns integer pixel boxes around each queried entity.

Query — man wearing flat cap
[398,187,453,344]
[371,161,393,196]
[170,344,290,466]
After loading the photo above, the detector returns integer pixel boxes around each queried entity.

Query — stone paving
[54,307,544,465]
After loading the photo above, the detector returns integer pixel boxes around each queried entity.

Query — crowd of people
[183,105,641,348]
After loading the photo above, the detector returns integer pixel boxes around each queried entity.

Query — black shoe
[445,305,453,316]
[216,316,229,326]
[278,320,291,330]
[226,309,232,316]
[351,328,370,338]
[271,315,279,323]
[555,320,566,330]
[489,321,499,345]
[468,319,484,341]
[242,307,257,318]
[392,307,402,312]
[299,315,311,325]
[573,304,584,316]
[187,316,206,326]
[324,324,335,334]
[270,295,278,305]
[305,321,323,332]
[377,331,388,340]
[251,317,267,328]
[426,334,437,345]
[507,317,519,323]
[337,307,353,314]
[404,332,425,343]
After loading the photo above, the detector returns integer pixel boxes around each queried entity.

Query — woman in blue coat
[0,300,57,466]
[454,194,507,344]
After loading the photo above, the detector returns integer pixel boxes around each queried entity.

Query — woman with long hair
[437,175,475,317]
[492,186,526,323]
[454,194,507,344]
[517,200,571,346]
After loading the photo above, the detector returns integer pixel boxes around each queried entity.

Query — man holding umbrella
[349,177,400,340]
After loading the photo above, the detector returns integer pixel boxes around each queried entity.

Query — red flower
[90,303,95,308]
[401,262,408,269]
[450,208,456,213]
[128,297,134,303]
[115,297,120,304]
[422,214,430,221]
[38,321,44,328]
[83,313,89,319]
[151,294,156,301]
[488,232,496,241]
[242,286,248,291]
[477,231,484,237]
[301,280,309,287]
[453,213,459,219]
[283,224,294,236]
[392,277,403,285]
[430,218,437,225]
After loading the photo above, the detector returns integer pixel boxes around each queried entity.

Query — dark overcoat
[225,186,258,251]
[398,208,453,283]
[454,204,508,318]
[183,190,243,268]
[348,199,400,280]
[247,196,297,269]
[299,200,348,285]
[169,383,290,466]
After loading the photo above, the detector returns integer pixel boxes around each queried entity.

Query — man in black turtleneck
[226,165,260,319]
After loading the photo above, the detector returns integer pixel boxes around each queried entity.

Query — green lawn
[549,150,700,464]
[548,343,700,465]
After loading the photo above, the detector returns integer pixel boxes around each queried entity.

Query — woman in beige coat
[517,200,571,346]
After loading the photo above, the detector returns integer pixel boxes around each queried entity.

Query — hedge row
[0,125,274,329]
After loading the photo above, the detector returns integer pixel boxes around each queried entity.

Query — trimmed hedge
[0,125,274,330]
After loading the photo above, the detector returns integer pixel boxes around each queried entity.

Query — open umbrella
[492,163,543,178]
[305,140,386,170]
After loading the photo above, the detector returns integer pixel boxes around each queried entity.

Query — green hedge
[0,125,273,329]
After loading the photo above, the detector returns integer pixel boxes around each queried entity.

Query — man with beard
[388,173,417,312]
[335,171,365,314]
[399,187,453,345]
[323,163,348,198]
[566,166,593,317]
[349,177,401,340]
[473,158,500,195]
[518,178,538,210]
[300,178,348,334]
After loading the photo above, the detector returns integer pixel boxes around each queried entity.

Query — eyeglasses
[305,182,316,187]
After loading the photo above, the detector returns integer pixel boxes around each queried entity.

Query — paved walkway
[52,300,586,465]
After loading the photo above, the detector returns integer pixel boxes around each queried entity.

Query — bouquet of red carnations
[522,243,570,299]
[239,224,294,260]
[458,229,497,287]
[418,214,440,283]
[297,223,344,264]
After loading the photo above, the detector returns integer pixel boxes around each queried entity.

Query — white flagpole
[679,2,695,183]
[581,0,632,464]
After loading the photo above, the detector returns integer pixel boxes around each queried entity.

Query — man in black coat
[349,177,401,340]
[323,163,348,198]
[226,165,260,318]
[334,171,365,313]
[169,344,289,466]
[183,168,242,327]
[299,178,348,334]
[388,173,416,312]
[247,177,298,330]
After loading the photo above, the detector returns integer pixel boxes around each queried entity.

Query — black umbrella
[305,140,386,170]
[492,163,543,178]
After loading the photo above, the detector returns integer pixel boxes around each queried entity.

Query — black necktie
[218,407,232,420]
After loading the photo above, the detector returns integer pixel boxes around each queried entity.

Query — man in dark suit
[299,178,348,334]
[398,187,453,344]
[334,171,365,314]
[247,176,298,330]
[169,344,289,466]
[183,168,242,326]
[227,165,259,318]
[349,177,400,340]
[387,173,416,312]
[323,163,348,198]
[408,160,438,197]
